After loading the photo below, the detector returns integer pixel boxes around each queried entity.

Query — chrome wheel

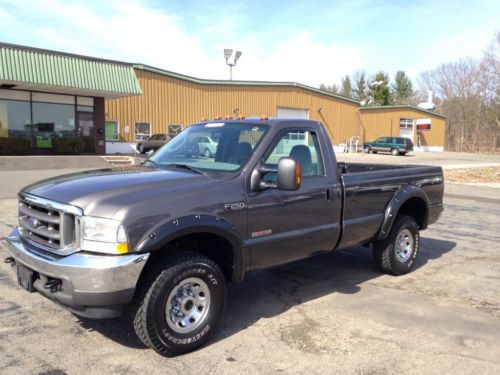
[166,277,211,334]
[395,229,413,262]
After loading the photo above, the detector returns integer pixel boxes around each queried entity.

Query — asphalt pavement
[0,162,499,374]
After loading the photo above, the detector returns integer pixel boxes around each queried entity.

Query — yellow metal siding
[359,108,445,146]
[105,70,360,143]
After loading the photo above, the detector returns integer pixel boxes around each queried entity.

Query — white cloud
[0,0,367,87]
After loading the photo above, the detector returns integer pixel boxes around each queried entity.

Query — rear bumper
[5,229,149,318]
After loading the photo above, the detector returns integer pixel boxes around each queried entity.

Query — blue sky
[0,0,498,88]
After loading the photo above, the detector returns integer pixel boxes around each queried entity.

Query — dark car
[137,133,169,154]
[364,136,414,156]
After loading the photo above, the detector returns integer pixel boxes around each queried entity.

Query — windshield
[147,122,269,173]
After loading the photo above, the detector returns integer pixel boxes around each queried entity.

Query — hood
[21,166,216,218]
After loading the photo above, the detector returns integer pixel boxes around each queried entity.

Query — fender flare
[135,214,245,282]
[377,185,430,240]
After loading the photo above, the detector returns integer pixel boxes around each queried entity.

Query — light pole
[224,49,242,81]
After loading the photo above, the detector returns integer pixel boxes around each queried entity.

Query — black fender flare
[377,185,430,240]
[135,214,245,282]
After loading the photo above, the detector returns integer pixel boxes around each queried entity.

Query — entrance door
[77,112,95,153]
[400,127,413,141]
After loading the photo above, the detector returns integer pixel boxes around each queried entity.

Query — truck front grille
[18,194,82,252]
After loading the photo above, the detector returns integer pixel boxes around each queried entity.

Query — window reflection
[32,102,75,149]
[0,100,31,139]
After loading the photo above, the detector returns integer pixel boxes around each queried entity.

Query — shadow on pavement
[77,237,455,349]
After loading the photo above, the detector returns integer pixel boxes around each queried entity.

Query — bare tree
[419,32,500,152]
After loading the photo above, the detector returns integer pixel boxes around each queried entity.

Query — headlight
[80,216,129,254]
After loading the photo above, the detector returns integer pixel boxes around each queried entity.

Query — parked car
[364,136,414,156]
[137,134,169,154]
[191,135,218,157]
[5,119,443,356]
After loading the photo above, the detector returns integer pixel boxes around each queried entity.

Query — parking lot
[1,153,499,374]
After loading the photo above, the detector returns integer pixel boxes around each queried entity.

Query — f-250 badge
[224,202,246,211]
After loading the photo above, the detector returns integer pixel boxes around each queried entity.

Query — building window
[168,124,182,138]
[0,99,31,139]
[32,102,75,149]
[135,122,151,141]
[105,121,120,141]
[400,118,414,128]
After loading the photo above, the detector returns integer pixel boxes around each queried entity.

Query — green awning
[0,43,142,98]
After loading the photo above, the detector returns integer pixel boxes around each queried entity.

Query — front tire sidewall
[149,262,225,355]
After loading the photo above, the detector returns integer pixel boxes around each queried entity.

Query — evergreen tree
[392,70,415,104]
[353,71,369,103]
[369,71,393,105]
[341,75,352,98]
[319,83,339,94]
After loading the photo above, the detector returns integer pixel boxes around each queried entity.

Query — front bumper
[5,229,149,319]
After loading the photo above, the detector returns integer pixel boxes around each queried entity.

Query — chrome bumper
[5,229,149,318]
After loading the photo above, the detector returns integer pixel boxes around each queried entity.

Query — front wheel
[364,146,371,153]
[138,144,145,154]
[132,253,227,356]
[373,214,420,275]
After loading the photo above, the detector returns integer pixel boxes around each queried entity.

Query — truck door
[246,128,341,269]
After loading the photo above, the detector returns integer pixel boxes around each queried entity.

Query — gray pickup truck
[5,119,443,356]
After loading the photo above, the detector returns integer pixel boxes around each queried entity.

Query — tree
[340,75,353,98]
[319,83,339,94]
[419,35,499,153]
[353,71,369,103]
[392,71,415,104]
[369,71,393,105]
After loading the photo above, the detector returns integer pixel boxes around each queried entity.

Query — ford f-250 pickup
[4,119,444,356]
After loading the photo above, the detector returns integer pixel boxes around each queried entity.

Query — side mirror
[250,157,301,191]
[277,157,301,191]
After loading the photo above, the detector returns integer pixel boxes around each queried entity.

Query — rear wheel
[204,148,212,158]
[138,144,145,154]
[132,252,227,356]
[364,146,371,153]
[373,214,420,275]
[391,148,399,156]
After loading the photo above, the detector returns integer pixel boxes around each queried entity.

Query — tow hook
[4,256,15,264]
[44,279,62,292]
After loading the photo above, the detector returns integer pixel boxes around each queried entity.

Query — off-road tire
[373,214,420,276]
[132,252,227,356]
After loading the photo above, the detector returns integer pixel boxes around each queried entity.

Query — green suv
[364,137,414,156]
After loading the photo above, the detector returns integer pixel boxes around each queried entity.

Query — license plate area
[17,264,36,292]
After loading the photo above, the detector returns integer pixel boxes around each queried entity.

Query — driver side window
[264,130,324,177]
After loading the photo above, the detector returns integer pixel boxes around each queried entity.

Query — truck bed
[336,162,444,249]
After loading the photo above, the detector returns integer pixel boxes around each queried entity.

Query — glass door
[77,112,95,153]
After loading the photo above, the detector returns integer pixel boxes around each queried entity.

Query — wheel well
[397,197,427,229]
[144,232,235,282]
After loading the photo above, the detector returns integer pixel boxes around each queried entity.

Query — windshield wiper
[164,163,205,175]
